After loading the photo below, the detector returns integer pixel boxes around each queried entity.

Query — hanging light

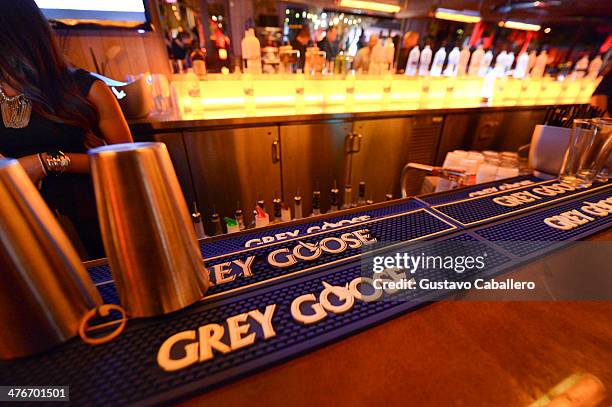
[499,20,541,31]
[339,0,401,14]
[434,8,481,23]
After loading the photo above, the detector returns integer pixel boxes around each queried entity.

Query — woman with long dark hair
[0,0,133,259]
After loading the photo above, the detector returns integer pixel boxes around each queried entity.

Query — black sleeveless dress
[0,69,105,260]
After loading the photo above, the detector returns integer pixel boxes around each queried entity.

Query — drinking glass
[591,118,612,182]
[559,119,596,186]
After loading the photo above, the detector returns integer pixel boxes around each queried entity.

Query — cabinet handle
[352,133,362,153]
[345,133,362,154]
[344,133,353,154]
[272,139,280,163]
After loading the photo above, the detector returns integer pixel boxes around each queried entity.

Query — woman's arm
[17,80,134,182]
[87,81,133,145]
[64,80,134,173]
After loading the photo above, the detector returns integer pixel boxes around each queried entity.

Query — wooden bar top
[180,229,612,407]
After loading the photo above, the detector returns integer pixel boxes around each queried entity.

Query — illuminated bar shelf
[170,74,601,120]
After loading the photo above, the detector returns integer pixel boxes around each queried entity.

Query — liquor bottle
[405,46,420,76]
[505,52,515,75]
[294,189,303,220]
[329,181,339,212]
[430,47,446,77]
[369,41,385,75]
[189,47,207,78]
[513,52,530,79]
[254,206,270,228]
[444,47,460,77]
[341,184,353,209]
[573,55,589,78]
[257,197,266,213]
[211,207,224,236]
[588,55,603,79]
[493,50,507,76]
[235,202,246,230]
[468,45,484,76]
[241,28,262,74]
[418,45,432,76]
[357,181,366,206]
[311,189,321,216]
[458,46,470,76]
[532,50,548,78]
[271,194,282,224]
[479,50,494,77]
[224,217,241,233]
[191,202,208,239]
[281,202,292,222]
[383,38,395,73]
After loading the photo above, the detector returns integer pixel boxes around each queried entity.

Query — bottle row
[191,181,389,238]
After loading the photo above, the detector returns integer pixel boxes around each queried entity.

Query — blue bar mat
[474,188,612,259]
[421,175,543,206]
[0,233,513,407]
[88,209,457,305]
[431,179,611,226]
[2,184,609,406]
[200,198,426,258]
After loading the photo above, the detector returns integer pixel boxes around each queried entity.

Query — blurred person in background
[169,31,194,70]
[0,0,133,259]
[291,27,311,71]
[353,34,378,72]
[317,26,339,62]
[168,31,194,73]
[356,32,367,50]
[395,31,420,74]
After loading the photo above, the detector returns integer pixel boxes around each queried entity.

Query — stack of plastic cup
[496,152,520,180]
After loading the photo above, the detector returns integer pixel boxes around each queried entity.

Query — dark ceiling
[400,0,612,24]
[187,1,611,24]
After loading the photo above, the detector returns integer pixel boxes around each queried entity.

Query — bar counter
[130,102,555,133]
[3,174,611,406]
[127,100,558,230]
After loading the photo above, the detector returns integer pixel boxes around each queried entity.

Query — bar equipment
[279,47,300,74]
[330,181,340,212]
[224,217,241,233]
[261,46,280,74]
[89,142,208,318]
[211,208,224,236]
[281,202,292,222]
[401,163,466,197]
[559,119,597,186]
[357,181,366,206]
[255,205,270,227]
[235,202,246,230]
[575,118,612,184]
[0,158,104,359]
[342,184,353,209]
[304,47,326,76]
[333,52,354,75]
[312,189,321,216]
[271,194,282,223]
[294,189,303,219]
[191,202,208,239]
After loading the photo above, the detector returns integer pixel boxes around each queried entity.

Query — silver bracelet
[42,151,71,176]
